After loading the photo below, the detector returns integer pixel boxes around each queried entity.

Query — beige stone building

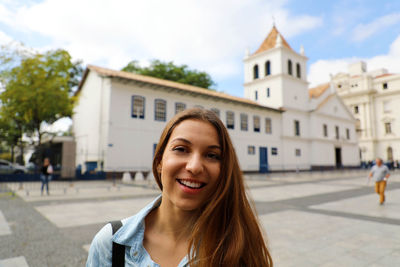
[331,61,400,163]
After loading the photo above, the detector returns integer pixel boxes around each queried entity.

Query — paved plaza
[0,170,399,266]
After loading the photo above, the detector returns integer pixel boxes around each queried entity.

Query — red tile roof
[309,83,330,99]
[77,65,283,113]
[253,26,293,55]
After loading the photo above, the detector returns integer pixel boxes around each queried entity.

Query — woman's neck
[148,201,197,242]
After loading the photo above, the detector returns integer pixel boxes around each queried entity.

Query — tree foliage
[121,59,216,89]
[0,45,83,146]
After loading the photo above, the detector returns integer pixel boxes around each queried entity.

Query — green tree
[122,59,216,89]
[0,115,23,163]
[0,47,82,146]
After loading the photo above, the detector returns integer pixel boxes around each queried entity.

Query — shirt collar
[112,195,162,247]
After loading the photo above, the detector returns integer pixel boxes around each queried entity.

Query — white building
[73,26,360,174]
[331,61,400,163]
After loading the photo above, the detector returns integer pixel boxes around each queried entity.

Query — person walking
[40,157,53,195]
[368,158,390,205]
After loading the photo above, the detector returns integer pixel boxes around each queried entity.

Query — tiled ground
[1,170,399,266]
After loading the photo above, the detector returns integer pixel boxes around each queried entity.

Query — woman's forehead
[169,119,219,143]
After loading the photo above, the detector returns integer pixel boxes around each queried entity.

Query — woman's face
[159,119,221,212]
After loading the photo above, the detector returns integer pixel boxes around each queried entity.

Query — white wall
[73,72,111,171]
[103,79,283,172]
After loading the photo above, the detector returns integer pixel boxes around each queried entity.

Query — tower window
[294,120,300,136]
[265,61,271,76]
[323,124,328,137]
[255,90,258,100]
[346,128,350,140]
[335,126,339,139]
[354,106,359,114]
[383,83,388,89]
[288,60,293,76]
[296,63,301,78]
[253,65,259,79]
[266,88,270,97]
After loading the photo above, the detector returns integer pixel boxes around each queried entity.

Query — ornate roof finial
[276,33,283,48]
[300,45,305,56]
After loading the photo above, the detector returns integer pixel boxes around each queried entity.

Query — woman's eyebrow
[170,138,191,144]
[171,138,221,150]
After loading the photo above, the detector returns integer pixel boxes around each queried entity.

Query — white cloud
[1,0,322,83]
[0,30,13,44]
[352,13,400,42]
[308,34,400,87]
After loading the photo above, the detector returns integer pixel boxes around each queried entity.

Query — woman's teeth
[178,179,203,189]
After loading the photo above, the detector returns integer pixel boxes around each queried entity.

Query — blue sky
[1,0,400,101]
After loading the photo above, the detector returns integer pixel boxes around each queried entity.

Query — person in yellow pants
[368,158,390,205]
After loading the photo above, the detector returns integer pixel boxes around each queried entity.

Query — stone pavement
[0,170,399,267]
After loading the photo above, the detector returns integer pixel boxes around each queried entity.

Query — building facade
[332,61,400,163]
[243,26,359,170]
[73,26,360,174]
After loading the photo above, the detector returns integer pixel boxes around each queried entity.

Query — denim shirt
[86,195,189,267]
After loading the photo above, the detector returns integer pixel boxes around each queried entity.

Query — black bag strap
[110,220,125,267]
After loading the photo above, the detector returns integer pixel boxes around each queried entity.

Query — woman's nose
[186,154,204,175]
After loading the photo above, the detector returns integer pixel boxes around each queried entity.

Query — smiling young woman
[86,108,273,267]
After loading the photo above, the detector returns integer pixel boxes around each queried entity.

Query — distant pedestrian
[40,158,53,195]
[368,158,390,205]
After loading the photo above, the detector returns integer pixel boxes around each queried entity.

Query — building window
[383,101,391,113]
[248,146,255,155]
[265,118,272,134]
[253,116,260,132]
[354,106,359,114]
[383,83,388,89]
[295,149,301,157]
[271,147,278,155]
[210,108,220,118]
[131,95,145,119]
[356,119,361,133]
[154,99,166,121]
[323,124,328,137]
[253,65,259,79]
[288,60,292,75]
[335,126,339,139]
[346,128,350,140]
[266,88,270,97]
[175,102,186,114]
[265,61,271,76]
[296,63,301,78]
[387,147,393,161]
[294,120,300,136]
[255,90,258,100]
[385,122,392,134]
[226,111,235,129]
[240,113,248,131]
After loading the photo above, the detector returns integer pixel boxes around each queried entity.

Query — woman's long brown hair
[152,108,273,267]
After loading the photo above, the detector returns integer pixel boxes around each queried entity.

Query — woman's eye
[207,152,221,160]
[173,146,186,153]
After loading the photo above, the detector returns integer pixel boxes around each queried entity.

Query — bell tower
[243,26,309,110]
